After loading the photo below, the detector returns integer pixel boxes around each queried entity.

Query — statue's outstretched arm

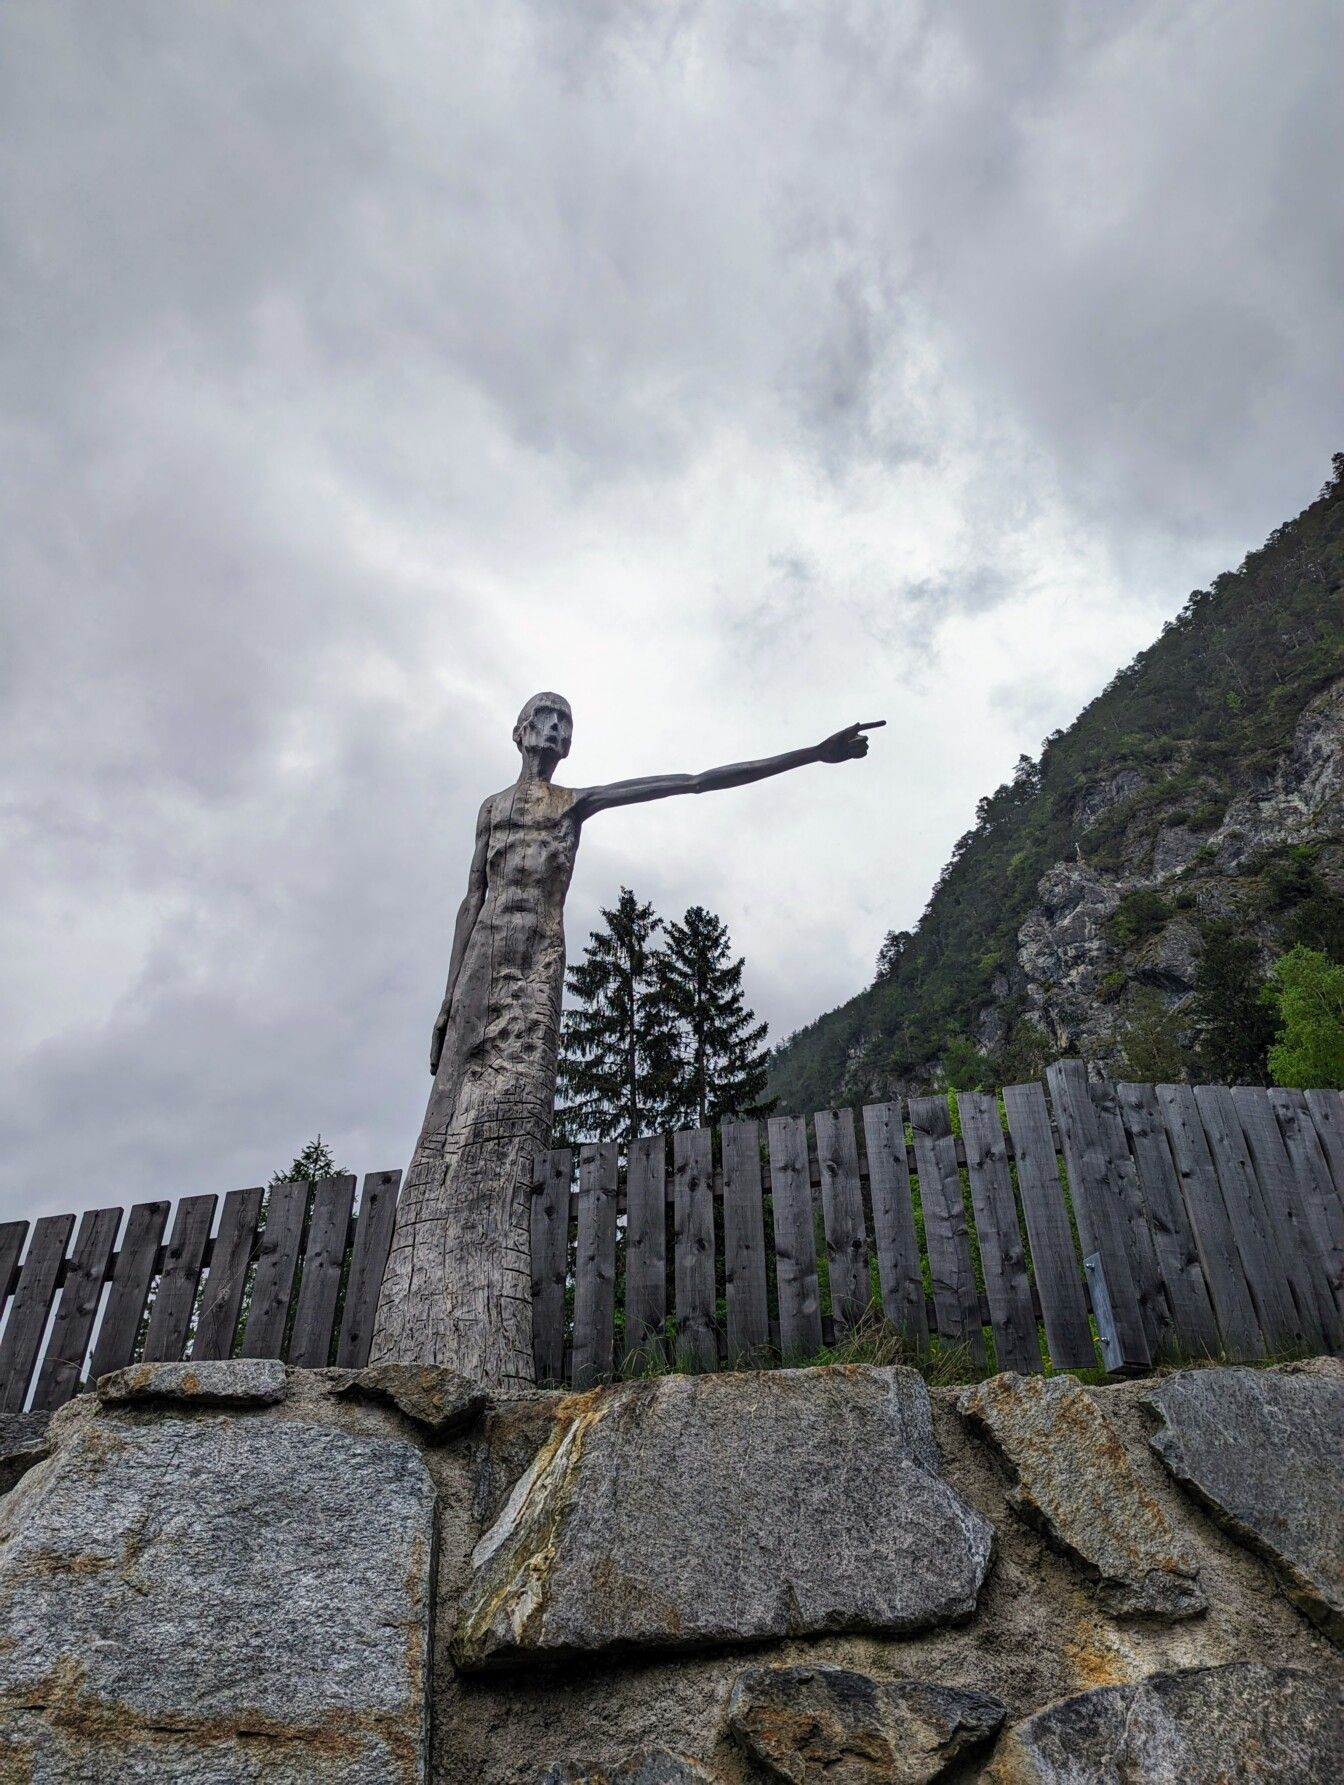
[572,721,883,822]
[430,800,491,1074]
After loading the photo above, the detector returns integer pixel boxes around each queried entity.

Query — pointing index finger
[857,720,886,731]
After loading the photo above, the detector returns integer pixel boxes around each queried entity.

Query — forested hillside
[769,456,1344,1110]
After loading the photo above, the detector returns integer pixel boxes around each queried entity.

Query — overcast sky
[2,0,1341,1225]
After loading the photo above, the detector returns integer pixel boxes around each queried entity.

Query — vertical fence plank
[625,1136,667,1371]
[0,1215,76,1413]
[88,1201,170,1379]
[0,1223,28,1325]
[1115,1083,1219,1358]
[1304,1089,1344,1198]
[1090,1079,1175,1358]
[32,1207,122,1411]
[142,1194,217,1364]
[335,1170,401,1369]
[572,1143,618,1389]
[1194,1084,1303,1351]
[1231,1088,1342,1353]
[288,1175,357,1368]
[861,1101,928,1350]
[814,1109,869,1337]
[958,1092,1040,1373]
[767,1115,822,1359]
[1047,1061,1149,1371]
[1270,1090,1344,1317]
[909,1096,985,1365]
[1156,1084,1264,1359]
[672,1127,717,1370]
[241,1180,309,1359]
[529,1149,572,1385]
[721,1120,769,1363]
[193,1187,265,1361]
[1002,1083,1097,1370]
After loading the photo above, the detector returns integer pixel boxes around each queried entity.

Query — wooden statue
[370,693,882,1383]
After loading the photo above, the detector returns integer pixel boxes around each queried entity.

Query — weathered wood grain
[288,1175,357,1368]
[87,1201,170,1379]
[1305,1089,1344,1199]
[0,1223,28,1319]
[335,1171,401,1370]
[1156,1084,1264,1359]
[672,1127,717,1370]
[767,1114,822,1359]
[958,1091,1040,1373]
[193,1186,264,1361]
[142,1194,217,1364]
[909,1095,984,1365]
[1047,1061,1149,1370]
[0,1215,75,1413]
[721,1119,769,1363]
[624,1135,667,1371]
[1194,1084,1301,1351]
[1270,1089,1344,1316]
[1002,1082,1097,1370]
[814,1108,870,1337]
[1231,1087,1341,1353]
[32,1206,121,1411]
[240,1180,309,1360]
[1115,1083,1219,1358]
[1090,1079,1175,1357]
[861,1101,929,1349]
[571,1143,618,1389]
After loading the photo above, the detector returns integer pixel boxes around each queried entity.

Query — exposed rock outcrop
[96,1357,288,1406]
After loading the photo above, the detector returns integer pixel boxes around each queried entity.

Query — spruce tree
[655,905,774,1129]
[1191,923,1275,1083]
[556,888,676,1142]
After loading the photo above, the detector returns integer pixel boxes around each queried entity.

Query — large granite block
[454,1367,994,1667]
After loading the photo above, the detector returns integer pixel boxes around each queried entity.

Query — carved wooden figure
[370,693,881,1383]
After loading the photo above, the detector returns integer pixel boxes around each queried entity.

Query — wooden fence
[2,1063,1342,1413]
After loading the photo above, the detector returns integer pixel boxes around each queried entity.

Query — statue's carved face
[513,694,572,766]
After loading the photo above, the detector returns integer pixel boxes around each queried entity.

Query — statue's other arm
[430,799,491,1074]
[571,721,883,822]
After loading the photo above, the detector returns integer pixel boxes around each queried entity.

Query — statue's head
[513,692,573,768]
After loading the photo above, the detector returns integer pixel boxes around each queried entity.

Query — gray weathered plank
[767,1114,823,1359]
[1002,1082,1096,1370]
[0,1222,28,1320]
[672,1127,717,1370]
[815,1108,870,1337]
[1194,1083,1302,1352]
[1231,1087,1342,1353]
[529,1149,572,1385]
[142,1193,217,1364]
[571,1143,618,1389]
[1305,1089,1344,1200]
[721,1119,769,1363]
[0,1214,76,1413]
[958,1091,1040,1373]
[87,1201,170,1378]
[624,1135,667,1371]
[861,1100,929,1349]
[1047,1061,1149,1370]
[240,1179,309,1359]
[193,1186,264,1360]
[1270,1089,1344,1317]
[335,1170,401,1369]
[1115,1083,1219,1358]
[908,1095,984,1365]
[288,1174,357,1367]
[1090,1079,1175,1358]
[32,1206,122,1411]
[1156,1084,1264,1359]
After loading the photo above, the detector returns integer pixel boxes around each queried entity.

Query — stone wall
[0,1358,1340,1782]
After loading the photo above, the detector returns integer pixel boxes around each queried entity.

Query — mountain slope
[769,456,1344,1109]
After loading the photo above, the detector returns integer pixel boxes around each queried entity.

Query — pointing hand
[817,720,885,764]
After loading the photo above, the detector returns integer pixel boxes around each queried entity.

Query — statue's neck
[516,750,558,785]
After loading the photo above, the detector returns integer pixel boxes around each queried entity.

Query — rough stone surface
[96,1357,289,1406]
[453,1367,994,1667]
[958,1372,1206,1620]
[335,1362,487,1438]
[726,1663,1005,1784]
[1144,1363,1344,1643]
[0,1401,436,1783]
[985,1661,1344,1783]
[0,1409,52,1493]
[535,1755,723,1784]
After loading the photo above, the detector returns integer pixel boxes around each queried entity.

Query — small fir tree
[270,1134,344,1187]
[874,928,911,985]
[655,905,774,1129]
[1267,946,1344,1089]
[1190,923,1275,1083]
[556,888,677,1142]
